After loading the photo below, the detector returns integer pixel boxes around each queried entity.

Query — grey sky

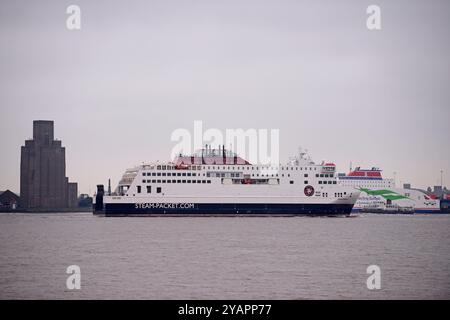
[1,0,449,194]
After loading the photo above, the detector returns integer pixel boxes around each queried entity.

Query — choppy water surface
[0,213,449,299]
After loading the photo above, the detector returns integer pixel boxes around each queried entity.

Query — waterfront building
[20,120,78,209]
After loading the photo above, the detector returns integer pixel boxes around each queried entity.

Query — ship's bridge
[322,163,336,173]
[115,166,139,195]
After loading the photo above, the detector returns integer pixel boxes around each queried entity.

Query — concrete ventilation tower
[20,120,78,210]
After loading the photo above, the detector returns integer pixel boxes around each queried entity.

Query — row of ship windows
[136,186,161,194]
[316,174,333,178]
[139,180,212,185]
[319,192,346,198]
[133,186,345,195]
[138,179,337,186]
[144,172,199,177]
[135,180,215,194]
[288,180,337,185]
[319,181,337,185]
[209,173,333,178]
[146,166,324,172]
[143,171,334,179]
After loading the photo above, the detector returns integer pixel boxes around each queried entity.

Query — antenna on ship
[202,144,208,164]
[222,144,226,163]
[108,179,111,196]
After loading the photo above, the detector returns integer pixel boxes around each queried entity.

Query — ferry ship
[338,167,440,214]
[93,147,360,216]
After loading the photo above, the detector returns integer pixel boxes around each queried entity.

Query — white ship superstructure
[338,167,440,213]
[93,147,360,216]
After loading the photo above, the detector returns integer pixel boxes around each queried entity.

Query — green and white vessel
[338,167,440,214]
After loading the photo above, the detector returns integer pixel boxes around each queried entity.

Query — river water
[0,212,449,299]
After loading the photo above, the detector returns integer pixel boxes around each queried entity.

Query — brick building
[0,190,20,210]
